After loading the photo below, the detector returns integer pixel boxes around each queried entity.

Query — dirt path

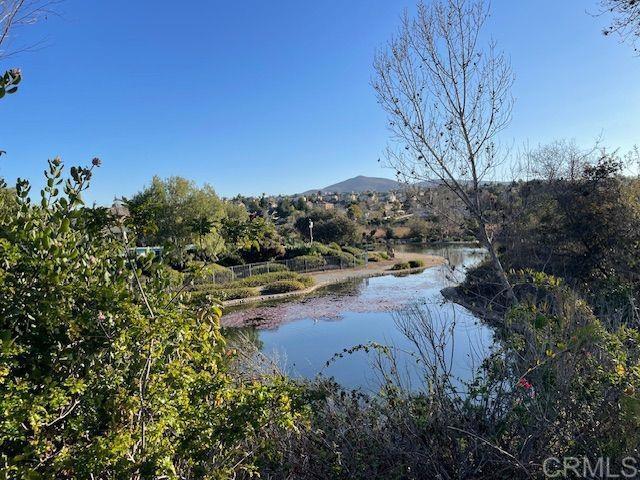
[223,251,446,308]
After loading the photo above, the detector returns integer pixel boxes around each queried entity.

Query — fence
[211,254,368,284]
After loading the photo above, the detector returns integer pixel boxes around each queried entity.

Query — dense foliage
[294,209,359,245]
[126,176,226,265]
[498,155,640,327]
[0,161,308,478]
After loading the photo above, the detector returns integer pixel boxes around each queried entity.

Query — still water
[224,245,492,391]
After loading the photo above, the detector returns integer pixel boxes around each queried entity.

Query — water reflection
[224,244,491,390]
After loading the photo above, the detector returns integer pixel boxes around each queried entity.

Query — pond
[223,244,493,391]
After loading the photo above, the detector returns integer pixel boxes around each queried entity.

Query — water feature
[224,244,492,390]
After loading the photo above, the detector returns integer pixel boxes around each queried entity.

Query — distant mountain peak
[300,175,401,195]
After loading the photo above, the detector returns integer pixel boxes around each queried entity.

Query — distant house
[107,200,130,238]
[109,199,129,218]
[321,202,335,210]
[131,246,163,257]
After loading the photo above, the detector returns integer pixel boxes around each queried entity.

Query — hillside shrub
[236,271,302,287]
[217,251,244,266]
[185,261,234,283]
[287,254,326,271]
[294,210,359,245]
[367,252,381,262]
[193,285,259,300]
[157,264,185,287]
[342,245,363,256]
[390,262,410,270]
[262,279,307,295]
[328,242,342,251]
[408,259,425,268]
[329,250,362,267]
[251,262,289,275]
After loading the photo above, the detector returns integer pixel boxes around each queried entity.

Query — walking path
[223,251,446,307]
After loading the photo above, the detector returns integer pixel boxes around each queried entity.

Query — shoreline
[222,251,447,309]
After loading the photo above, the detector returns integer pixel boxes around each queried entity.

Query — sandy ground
[222,251,446,309]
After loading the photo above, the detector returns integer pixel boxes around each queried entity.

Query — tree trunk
[479,224,517,306]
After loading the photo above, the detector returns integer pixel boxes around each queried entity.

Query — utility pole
[308,219,314,244]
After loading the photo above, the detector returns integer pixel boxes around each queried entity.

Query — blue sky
[1,0,638,203]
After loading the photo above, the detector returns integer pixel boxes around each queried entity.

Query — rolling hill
[300,175,402,195]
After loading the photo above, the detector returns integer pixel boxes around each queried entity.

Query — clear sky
[1,0,638,203]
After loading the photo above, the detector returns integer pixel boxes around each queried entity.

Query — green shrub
[390,262,411,270]
[199,271,312,291]
[236,271,302,287]
[157,264,185,287]
[251,262,289,275]
[262,279,307,295]
[408,259,426,268]
[367,251,389,262]
[329,250,362,266]
[298,275,316,288]
[342,245,363,256]
[287,255,326,271]
[185,261,234,283]
[197,272,314,297]
[312,243,339,256]
[0,159,307,478]
[194,285,259,300]
[217,251,244,266]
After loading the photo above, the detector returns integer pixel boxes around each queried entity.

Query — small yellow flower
[616,364,626,377]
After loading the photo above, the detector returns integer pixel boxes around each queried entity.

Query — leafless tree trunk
[373,0,516,304]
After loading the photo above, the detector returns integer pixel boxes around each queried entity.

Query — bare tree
[373,0,516,303]
[520,139,600,183]
[599,0,640,51]
[0,0,59,98]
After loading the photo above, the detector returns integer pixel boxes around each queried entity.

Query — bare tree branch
[373,0,516,303]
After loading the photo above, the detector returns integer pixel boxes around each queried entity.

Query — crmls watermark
[543,457,639,478]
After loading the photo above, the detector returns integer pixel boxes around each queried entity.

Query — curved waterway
[224,244,492,390]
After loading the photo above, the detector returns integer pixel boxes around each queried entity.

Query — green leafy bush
[328,242,342,251]
[342,245,363,256]
[408,259,426,268]
[390,261,410,270]
[297,275,315,288]
[157,264,185,287]
[236,270,302,287]
[194,285,259,300]
[262,279,308,295]
[367,251,389,262]
[329,250,362,266]
[287,254,326,271]
[185,261,234,283]
[251,262,289,275]
[0,159,308,478]
[367,252,381,262]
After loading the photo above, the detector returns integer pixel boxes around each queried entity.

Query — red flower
[517,377,532,390]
